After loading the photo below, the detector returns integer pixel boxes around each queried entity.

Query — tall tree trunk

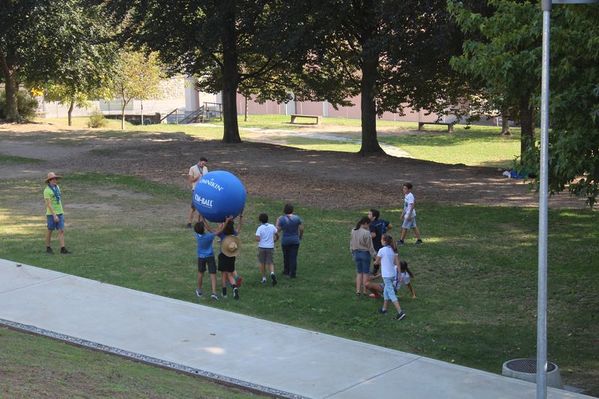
[501,114,510,136]
[67,98,74,126]
[500,108,510,136]
[121,101,126,130]
[359,49,383,155]
[220,0,241,143]
[0,53,20,122]
[519,94,535,157]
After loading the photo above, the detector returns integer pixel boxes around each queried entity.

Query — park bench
[418,121,455,133]
[290,114,319,125]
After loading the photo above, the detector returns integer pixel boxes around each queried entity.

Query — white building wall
[40,76,217,119]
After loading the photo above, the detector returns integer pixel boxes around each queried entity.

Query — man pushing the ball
[187,157,208,228]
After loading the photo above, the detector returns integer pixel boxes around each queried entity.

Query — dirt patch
[0,122,588,210]
[92,188,153,200]
[67,203,121,212]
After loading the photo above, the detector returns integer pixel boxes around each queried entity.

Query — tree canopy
[544,5,599,206]
[110,50,164,130]
[107,0,312,142]
[301,0,464,154]
[449,0,540,157]
[41,2,116,126]
[1,0,52,121]
[0,0,113,121]
[450,0,599,206]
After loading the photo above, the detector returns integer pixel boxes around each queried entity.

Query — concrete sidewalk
[0,259,593,399]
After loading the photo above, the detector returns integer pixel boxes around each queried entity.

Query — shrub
[0,90,39,121]
[87,109,107,128]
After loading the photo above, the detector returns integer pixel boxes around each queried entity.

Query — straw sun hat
[45,172,62,182]
[221,235,241,257]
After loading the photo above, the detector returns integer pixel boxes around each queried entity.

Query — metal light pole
[537,1,597,398]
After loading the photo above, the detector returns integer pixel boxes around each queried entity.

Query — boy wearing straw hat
[43,172,70,254]
[217,215,243,300]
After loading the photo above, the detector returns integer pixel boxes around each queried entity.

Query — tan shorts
[257,248,274,265]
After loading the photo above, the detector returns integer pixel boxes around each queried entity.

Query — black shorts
[218,252,236,273]
[198,256,217,274]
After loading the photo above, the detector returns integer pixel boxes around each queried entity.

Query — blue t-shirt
[195,232,216,258]
[278,214,303,245]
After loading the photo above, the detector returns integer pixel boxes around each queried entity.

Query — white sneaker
[261,277,267,284]
[195,288,202,297]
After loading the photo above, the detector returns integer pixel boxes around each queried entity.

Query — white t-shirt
[398,271,411,286]
[377,246,397,278]
[403,192,416,218]
[189,164,209,190]
[255,223,277,248]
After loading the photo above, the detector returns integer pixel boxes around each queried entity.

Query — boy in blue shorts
[194,216,231,300]
[43,172,70,254]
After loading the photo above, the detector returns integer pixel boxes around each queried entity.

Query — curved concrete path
[0,259,593,399]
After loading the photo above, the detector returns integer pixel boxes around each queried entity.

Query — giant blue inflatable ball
[193,170,247,223]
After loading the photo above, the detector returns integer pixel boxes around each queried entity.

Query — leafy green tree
[41,4,116,126]
[110,50,164,130]
[448,0,540,157]
[544,5,599,206]
[450,1,599,205]
[0,0,110,122]
[0,0,49,121]
[303,0,463,154]
[105,0,311,143]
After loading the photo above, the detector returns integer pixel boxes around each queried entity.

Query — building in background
[37,75,497,126]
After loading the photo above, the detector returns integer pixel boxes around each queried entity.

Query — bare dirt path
[0,122,586,209]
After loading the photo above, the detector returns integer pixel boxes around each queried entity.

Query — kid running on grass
[255,213,279,286]
[399,183,422,245]
[374,234,406,320]
[194,216,232,300]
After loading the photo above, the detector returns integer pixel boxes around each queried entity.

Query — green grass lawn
[380,125,521,168]
[0,327,264,399]
[0,174,597,395]
[0,154,43,164]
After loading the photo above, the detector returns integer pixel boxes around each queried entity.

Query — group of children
[350,182,422,321]
[189,157,285,301]
[193,212,280,301]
